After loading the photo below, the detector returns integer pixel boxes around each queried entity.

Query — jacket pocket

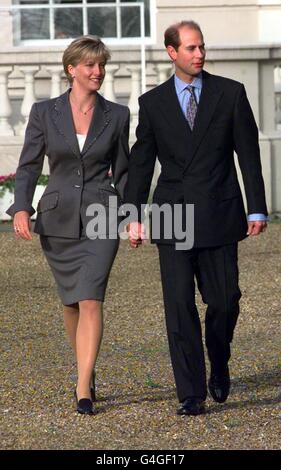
[37,191,59,213]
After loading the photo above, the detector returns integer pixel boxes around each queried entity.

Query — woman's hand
[13,211,32,240]
[127,222,147,248]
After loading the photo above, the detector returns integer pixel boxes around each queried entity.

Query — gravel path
[0,225,280,449]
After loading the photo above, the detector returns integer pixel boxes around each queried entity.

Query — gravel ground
[0,225,280,450]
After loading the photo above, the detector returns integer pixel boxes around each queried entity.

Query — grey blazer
[7,90,130,239]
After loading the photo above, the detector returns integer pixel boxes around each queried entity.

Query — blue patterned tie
[186,85,198,130]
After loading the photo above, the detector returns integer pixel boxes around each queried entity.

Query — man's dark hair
[164,21,203,50]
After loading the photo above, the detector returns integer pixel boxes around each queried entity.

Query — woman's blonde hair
[62,35,111,85]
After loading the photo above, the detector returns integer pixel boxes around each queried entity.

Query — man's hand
[127,222,147,248]
[13,211,32,240]
[247,220,267,236]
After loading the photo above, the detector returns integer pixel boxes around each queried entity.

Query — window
[12,0,153,45]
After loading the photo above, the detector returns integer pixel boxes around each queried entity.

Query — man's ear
[166,45,177,62]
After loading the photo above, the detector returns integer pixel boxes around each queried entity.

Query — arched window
[12,0,154,45]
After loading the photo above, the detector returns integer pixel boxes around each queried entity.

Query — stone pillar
[103,64,119,101]
[0,66,14,136]
[258,62,276,214]
[274,66,281,129]
[17,66,39,135]
[45,65,63,98]
[259,131,272,214]
[276,94,281,129]
[155,63,172,85]
[259,62,276,133]
[126,65,142,134]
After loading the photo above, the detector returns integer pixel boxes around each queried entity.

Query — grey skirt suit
[7,90,130,305]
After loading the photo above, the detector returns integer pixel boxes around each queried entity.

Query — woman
[7,36,130,415]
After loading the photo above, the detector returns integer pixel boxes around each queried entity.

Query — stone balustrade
[0,66,13,136]
[0,46,281,213]
[0,59,173,138]
[0,54,281,138]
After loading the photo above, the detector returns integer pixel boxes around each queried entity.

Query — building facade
[0,0,281,213]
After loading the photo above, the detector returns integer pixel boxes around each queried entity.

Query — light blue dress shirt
[174,73,202,117]
[174,73,267,223]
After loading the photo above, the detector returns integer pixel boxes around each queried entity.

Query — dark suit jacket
[7,90,130,239]
[125,71,267,248]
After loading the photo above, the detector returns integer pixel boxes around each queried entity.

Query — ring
[14,227,20,232]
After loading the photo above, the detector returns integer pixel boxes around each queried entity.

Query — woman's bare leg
[63,303,79,354]
[76,299,103,400]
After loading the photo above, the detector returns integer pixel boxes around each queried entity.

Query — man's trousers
[157,243,241,402]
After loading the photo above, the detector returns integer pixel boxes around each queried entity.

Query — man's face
[167,27,206,82]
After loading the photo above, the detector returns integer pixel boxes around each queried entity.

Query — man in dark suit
[125,21,267,416]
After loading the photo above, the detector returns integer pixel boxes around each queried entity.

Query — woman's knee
[79,299,102,315]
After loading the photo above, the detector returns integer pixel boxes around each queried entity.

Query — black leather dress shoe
[177,398,206,416]
[208,366,230,403]
[74,390,94,415]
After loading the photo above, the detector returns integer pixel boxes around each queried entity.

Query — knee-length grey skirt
[40,235,119,306]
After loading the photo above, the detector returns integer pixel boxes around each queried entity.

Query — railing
[0,59,173,137]
[274,66,281,130]
[1,52,281,137]
[1,47,281,213]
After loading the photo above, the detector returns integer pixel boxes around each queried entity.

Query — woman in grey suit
[7,36,130,415]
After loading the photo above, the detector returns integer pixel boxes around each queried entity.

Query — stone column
[0,66,14,136]
[258,62,276,214]
[259,62,276,133]
[154,63,172,85]
[126,65,142,133]
[259,131,272,214]
[103,64,119,101]
[274,66,281,129]
[17,66,39,135]
[45,65,63,98]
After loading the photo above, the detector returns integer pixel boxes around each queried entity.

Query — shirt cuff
[247,213,268,222]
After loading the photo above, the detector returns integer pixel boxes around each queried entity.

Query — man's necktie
[186,85,198,130]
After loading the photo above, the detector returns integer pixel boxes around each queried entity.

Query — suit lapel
[52,90,81,159]
[187,71,224,168]
[51,91,111,159]
[157,77,190,145]
[81,93,111,157]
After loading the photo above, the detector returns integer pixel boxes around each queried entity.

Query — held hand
[127,222,147,248]
[13,211,32,240]
[247,220,267,236]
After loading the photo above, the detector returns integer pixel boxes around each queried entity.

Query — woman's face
[68,56,106,92]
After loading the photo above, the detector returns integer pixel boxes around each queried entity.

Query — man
[125,21,267,416]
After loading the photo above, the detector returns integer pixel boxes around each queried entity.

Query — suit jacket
[125,71,267,248]
[7,90,130,239]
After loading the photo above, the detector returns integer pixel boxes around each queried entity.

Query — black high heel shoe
[91,371,97,402]
[74,389,94,415]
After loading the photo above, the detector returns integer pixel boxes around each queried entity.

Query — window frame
[11,0,156,46]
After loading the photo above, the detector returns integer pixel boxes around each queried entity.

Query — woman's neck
[70,87,97,111]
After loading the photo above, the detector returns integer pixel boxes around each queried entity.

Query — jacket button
[74,185,81,188]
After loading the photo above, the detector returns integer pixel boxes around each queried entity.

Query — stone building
[0,0,280,214]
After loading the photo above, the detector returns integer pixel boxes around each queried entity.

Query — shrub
[0,174,49,198]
